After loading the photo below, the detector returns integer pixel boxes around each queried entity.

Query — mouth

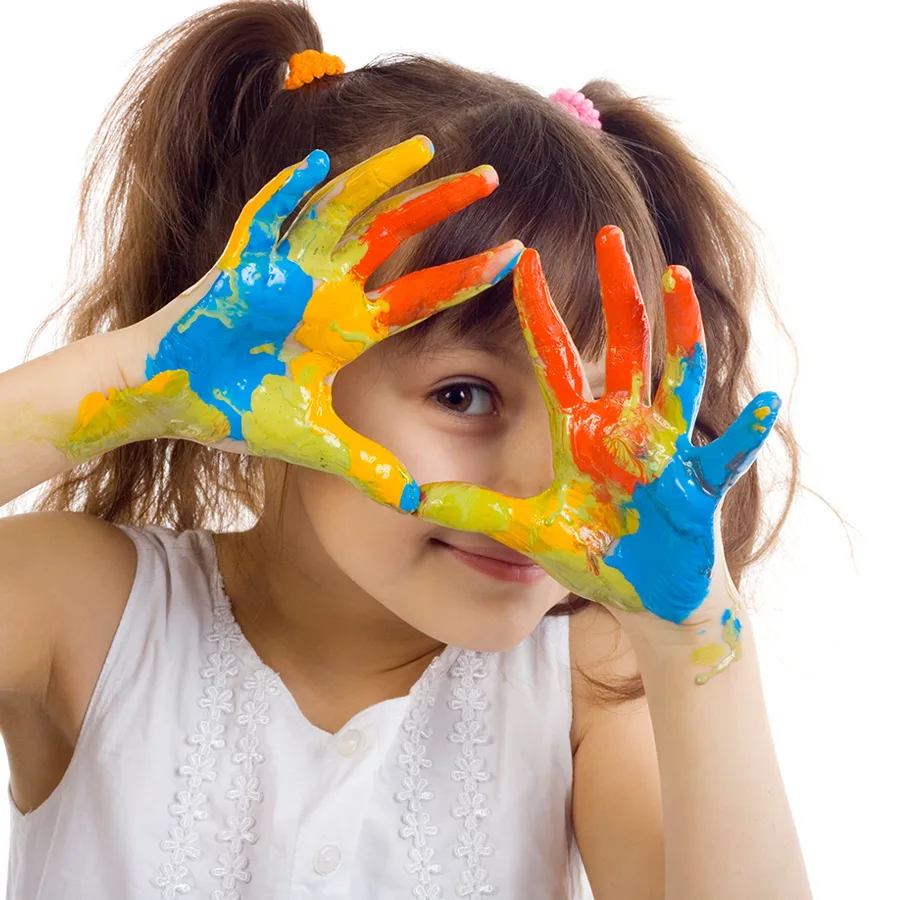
[430,538,547,585]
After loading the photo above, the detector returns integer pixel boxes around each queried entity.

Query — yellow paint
[690,641,727,668]
[293,281,388,363]
[694,608,743,685]
[656,353,690,435]
[177,274,247,332]
[58,369,230,462]
[661,268,677,293]
[752,405,771,433]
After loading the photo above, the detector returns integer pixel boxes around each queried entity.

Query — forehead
[391,323,607,385]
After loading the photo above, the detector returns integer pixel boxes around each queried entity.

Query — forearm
[632,612,812,900]
[0,326,146,508]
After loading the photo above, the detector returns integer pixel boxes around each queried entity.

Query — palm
[418,226,780,624]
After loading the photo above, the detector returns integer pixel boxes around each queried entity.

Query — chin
[434,590,558,654]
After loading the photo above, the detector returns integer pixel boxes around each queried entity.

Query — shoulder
[0,511,138,741]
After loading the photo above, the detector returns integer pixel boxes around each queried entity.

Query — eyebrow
[416,332,606,388]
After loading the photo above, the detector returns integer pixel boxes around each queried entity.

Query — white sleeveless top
[6,523,590,899]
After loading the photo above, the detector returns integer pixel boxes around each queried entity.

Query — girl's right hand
[66,136,523,512]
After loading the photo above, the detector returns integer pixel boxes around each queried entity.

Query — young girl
[0,0,812,897]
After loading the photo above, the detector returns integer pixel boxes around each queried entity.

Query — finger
[243,370,422,512]
[652,264,707,439]
[338,165,500,281]
[693,391,781,495]
[417,481,535,554]
[594,226,652,403]
[368,240,524,334]
[327,416,422,512]
[283,135,436,271]
[512,248,591,411]
[219,151,331,269]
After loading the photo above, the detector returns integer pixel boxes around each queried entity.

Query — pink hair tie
[548,88,602,130]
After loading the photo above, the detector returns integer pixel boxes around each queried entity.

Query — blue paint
[490,248,523,285]
[604,342,781,623]
[400,481,421,513]
[145,154,331,438]
[695,391,782,492]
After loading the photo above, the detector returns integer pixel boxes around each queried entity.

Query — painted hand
[65,136,523,512]
[417,226,780,682]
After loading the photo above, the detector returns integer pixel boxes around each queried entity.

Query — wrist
[609,581,754,685]
[63,329,178,460]
[109,324,151,390]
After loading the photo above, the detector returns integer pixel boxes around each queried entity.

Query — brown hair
[27,0,820,705]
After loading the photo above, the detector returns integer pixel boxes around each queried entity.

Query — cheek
[297,467,427,576]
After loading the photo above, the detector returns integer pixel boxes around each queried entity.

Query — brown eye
[433,382,496,417]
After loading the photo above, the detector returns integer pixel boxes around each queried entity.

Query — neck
[211,507,445,689]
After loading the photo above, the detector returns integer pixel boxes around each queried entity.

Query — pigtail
[29,0,325,526]
[580,80,801,586]
[77,0,321,333]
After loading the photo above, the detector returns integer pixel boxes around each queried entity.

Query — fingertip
[519,246,540,270]
[412,134,435,158]
[755,391,782,422]
[474,164,499,190]
[490,241,526,285]
[399,480,421,513]
[663,264,694,293]
[306,148,330,172]
[596,224,624,249]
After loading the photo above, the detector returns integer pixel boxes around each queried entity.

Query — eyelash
[430,380,499,418]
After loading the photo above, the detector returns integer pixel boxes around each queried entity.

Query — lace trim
[449,652,494,897]
[396,655,447,899]
[211,665,280,898]
[395,650,494,899]
[154,602,243,898]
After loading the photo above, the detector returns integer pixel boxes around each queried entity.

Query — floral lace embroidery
[395,650,494,899]
[154,602,243,898]
[448,652,494,897]
[396,655,447,899]
[211,667,281,899]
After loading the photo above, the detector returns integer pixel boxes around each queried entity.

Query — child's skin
[0,136,812,899]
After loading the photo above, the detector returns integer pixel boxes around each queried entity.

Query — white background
[1,0,897,896]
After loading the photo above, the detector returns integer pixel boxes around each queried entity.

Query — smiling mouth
[430,538,547,585]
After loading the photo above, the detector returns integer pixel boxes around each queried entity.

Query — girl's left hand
[416,226,781,684]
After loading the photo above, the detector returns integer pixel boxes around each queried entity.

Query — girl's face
[285,325,606,654]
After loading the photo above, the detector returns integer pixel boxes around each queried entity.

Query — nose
[486,401,556,500]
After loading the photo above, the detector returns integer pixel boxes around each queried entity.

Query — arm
[571,596,812,900]
[636,604,811,900]
[0,139,522,513]
[570,603,665,899]
[0,326,144,509]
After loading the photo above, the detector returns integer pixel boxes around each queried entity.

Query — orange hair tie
[284,50,345,89]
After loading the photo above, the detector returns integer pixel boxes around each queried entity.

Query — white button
[336,728,366,757]
[313,844,342,875]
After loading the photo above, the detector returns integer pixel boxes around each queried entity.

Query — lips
[436,539,534,566]
[431,537,547,584]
